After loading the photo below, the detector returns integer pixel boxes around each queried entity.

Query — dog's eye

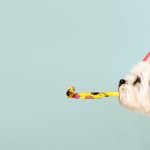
[133,77,141,85]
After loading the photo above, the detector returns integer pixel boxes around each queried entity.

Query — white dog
[119,52,150,114]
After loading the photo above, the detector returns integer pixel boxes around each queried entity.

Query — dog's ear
[143,52,150,64]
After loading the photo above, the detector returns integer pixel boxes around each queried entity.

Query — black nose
[119,79,126,87]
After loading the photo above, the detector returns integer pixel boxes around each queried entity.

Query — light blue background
[0,0,150,150]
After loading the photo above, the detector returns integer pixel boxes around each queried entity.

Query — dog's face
[118,61,150,114]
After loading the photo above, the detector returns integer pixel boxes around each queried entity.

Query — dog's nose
[119,79,126,87]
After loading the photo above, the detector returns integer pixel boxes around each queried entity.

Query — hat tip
[143,52,150,63]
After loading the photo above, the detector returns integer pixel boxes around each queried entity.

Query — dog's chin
[119,84,133,107]
[119,84,150,114]
[119,85,128,103]
[119,84,146,113]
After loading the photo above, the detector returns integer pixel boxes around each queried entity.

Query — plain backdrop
[0,0,150,150]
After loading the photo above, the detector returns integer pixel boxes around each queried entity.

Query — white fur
[119,61,150,114]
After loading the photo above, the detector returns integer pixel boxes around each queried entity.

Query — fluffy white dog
[119,52,150,114]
